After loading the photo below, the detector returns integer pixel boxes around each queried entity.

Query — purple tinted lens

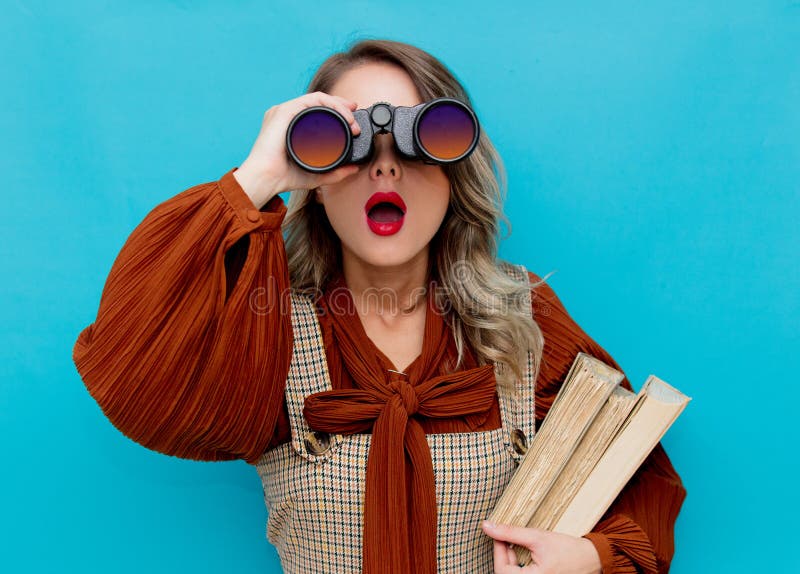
[290,109,347,168]
[417,102,476,160]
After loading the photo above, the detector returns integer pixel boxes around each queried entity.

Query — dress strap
[283,291,344,463]
[495,260,538,462]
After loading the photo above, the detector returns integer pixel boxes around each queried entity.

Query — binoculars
[286,97,480,173]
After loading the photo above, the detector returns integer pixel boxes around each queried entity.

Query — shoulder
[497,261,584,364]
[520,268,632,418]
[495,260,570,321]
[524,269,586,361]
[524,268,596,347]
[526,270,567,320]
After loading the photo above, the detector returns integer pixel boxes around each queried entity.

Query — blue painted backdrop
[2,1,797,572]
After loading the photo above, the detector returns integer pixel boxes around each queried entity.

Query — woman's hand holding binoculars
[234,91,363,210]
[233,91,479,210]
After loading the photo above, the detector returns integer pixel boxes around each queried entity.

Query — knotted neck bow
[303,275,497,574]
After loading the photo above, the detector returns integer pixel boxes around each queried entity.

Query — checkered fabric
[254,261,537,573]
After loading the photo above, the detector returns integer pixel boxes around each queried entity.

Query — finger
[316,164,361,186]
[331,94,359,110]
[492,541,532,574]
[289,92,361,136]
[491,536,532,574]
[338,98,362,135]
[508,544,540,573]
[506,543,519,566]
[492,538,512,568]
[312,92,361,136]
[482,521,543,548]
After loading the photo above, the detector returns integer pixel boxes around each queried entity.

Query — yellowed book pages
[553,375,691,537]
[529,385,637,530]
[512,385,637,566]
[488,353,624,527]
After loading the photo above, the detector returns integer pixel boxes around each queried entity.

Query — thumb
[317,164,361,186]
[481,520,545,549]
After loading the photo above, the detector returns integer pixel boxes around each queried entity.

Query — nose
[369,133,401,182]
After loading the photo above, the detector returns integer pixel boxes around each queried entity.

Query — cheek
[414,191,450,235]
[424,170,451,206]
[318,186,360,224]
[403,174,450,229]
[326,204,362,235]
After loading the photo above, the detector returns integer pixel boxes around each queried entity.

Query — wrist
[582,533,611,574]
[583,537,603,574]
[233,161,284,210]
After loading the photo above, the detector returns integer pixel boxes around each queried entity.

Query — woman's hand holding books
[481,521,602,574]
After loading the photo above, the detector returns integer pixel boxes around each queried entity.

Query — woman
[72,39,685,573]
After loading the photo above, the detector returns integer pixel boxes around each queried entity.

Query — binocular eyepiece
[286,97,480,173]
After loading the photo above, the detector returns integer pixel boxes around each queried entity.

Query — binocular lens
[288,109,348,169]
[287,99,479,171]
[416,102,477,160]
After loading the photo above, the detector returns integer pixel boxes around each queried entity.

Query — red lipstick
[365,191,406,236]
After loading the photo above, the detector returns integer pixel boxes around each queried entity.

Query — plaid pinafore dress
[253,262,537,573]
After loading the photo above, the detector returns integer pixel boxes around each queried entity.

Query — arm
[72,168,293,464]
[528,271,687,573]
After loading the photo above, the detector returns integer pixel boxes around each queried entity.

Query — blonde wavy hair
[283,38,546,394]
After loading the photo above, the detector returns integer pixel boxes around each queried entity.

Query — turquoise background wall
[1,1,797,572]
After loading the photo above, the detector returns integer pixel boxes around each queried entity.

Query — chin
[351,243,418,268]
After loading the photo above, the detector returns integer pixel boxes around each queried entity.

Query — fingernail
[482,520,495,529]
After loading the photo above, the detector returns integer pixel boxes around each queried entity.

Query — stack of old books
[489,352,690,566]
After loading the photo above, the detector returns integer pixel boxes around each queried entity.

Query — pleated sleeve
[72,167,294,464]
[528,271,687,573]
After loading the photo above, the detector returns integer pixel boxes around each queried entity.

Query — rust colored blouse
[73,167,686,573]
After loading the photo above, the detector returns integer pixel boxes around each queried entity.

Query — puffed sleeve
[528,271,687,573]
[72,167,294,464]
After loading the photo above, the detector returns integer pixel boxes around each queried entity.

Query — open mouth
[367,202,405,223]
[365,191,407,236]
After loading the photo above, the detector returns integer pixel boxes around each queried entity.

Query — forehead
[328,62,422,109]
